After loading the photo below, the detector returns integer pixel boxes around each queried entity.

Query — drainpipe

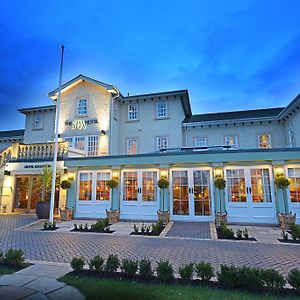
[108,89,120,156]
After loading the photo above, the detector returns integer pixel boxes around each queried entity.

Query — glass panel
[30,176,42,209]
[142,171,157,202]
[250,169,272,203]
[193,170,211,215]
[288,168,300,203]
[172,171,189,215]
[96,172,110,201]
[226,169,246,202]
[123,172,138,201]
[87,136,99,156]
[79,173,92,201]
[15,177,30,209]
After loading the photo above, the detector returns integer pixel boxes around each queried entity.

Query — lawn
[60,274,298,300]
[0,266,17,275]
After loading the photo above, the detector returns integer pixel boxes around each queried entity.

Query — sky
[1,0,300,130]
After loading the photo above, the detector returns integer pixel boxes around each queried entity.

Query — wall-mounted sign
[65,119,98,130]
[24,164,51,169]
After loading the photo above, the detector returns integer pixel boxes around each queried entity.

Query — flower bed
[43,221,59,231]
[279,224,300,244]
[71,218,115,234]
[130,220,165,236]
[216,222,256,241]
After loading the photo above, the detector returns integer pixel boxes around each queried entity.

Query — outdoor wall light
[214,168,223,178]
[63,167,68,175]
[67,172,75,181]
[112,170,119,179]
[4,170,10,176]
[101,130,106,135]
[275,167,284,176]
[160,169,168,178]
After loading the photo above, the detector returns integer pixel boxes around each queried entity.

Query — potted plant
[157,177,170,224]
[275,175,295,230]
[106,178,120,223]
[36,166,60,219]
[214,177,227,226]
[59,179,73,221]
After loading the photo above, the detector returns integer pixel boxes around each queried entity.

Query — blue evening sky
[1,0,300,130]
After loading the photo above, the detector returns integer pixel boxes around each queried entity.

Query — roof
[278,93,300,120]
[18,105,56,114]
[0,129,24,139]
[183,107,284,123]
[48,74,119,99]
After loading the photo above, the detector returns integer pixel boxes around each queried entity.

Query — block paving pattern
[0,215,300,275]
[165,222,211,239]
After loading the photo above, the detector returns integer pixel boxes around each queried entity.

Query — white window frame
[156,136,168,150]
[288,123,296,148]
[64,135,100,156]
[127,138,138,155]
[128,104,138,121]
[77,99,88,116]
[225,135,238,148]
[156,101,168,118]
[87,136,99,156]
[258,134,271,149]
[33,112,44,129]
[194,137,207,147]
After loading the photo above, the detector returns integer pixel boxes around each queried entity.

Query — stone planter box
[60,208,73,221]
[106,209,120,224]
[215,211,228,227]
[278,213,296,230]
[157,210,170,225]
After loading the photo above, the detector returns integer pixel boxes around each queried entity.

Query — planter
[157,210,170,225]
[278,213,296,230]
[60,208,73,221]
[215,212,227,227]
[36,202,50,219]
[1,205,7,213]
[106,209,120,224]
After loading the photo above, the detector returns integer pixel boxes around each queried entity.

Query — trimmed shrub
[103,218,110,228]
[71,257,85,272]
[238,266,264,291]
[0,252,4,264]
[156,260,174,283]
[217,265,240,289]
[105,254,119,273]
[195,261,214,282]
[139,258,153,279]
[287,268,300,293]
[5,249,25,267]
[218,222,234,239]
[179,262,194,281]
[290,224,300,240]
[261,268,286,290]
[90,220,106,232]
[121,258,138,278]
[89,255,105,271]
[152,220,164,236]
[61,179,71,190]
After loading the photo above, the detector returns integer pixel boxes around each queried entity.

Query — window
[87,136,99,156]
[34,113,43,129]
[78,173,92,201]
[194,137,207,147]
[156,101,167,118]
[64,137,73,145]
[127,138,138,155]
[74,136,85,151]
[96,172,110,201]
[157,136,168,150]
[288,168,300,203]
[77,99,87,116]
[258,134,271,149]
[128,104,138,120]
[225,136,238,148]
[288,123,296,148]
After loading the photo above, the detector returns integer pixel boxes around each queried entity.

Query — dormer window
[156,101,168,118]
[77,99,87,116]
[34,112,43,129]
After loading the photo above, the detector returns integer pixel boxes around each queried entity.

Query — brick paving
[165,222,211,239]
[0,215,300,275]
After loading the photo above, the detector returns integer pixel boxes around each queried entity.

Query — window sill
[126,119,140,123]
[32,127,44,131]
[154,117,169,120]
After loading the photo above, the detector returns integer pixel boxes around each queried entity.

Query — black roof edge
[18,105,56,114]
[123,89,189,99]
[0,129,25,138]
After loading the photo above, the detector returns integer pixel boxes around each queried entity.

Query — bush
[179,263,194,281]
[243,228,249,239]
[218,222,234,239]
[152,220,164,236]
[290,224,300,240]
[0,252,4,264]
[71,257,85,272]
[90,220,106,232]
[195,261,214,282]
[156,260,174,283]
[261,268,286,290]
[61,179,71,189]
[287,268,300,292]
[4,249,25,267]
[121,258,138,278]
[105,254,119,273]
[103,218,110,228]
[139,258,153,279]
[217,265,240,289]
[238,266,264,291]
[89,255,105,271]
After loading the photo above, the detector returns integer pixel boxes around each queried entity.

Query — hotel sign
[65,119,98,130]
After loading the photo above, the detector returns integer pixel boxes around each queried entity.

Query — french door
[120,170,159,220]
[170,168,213,221]
[286,166,300,224]
[225,166,276,224]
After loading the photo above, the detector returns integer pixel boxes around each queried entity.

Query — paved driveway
[0,215,299,275]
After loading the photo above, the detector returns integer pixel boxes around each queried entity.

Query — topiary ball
[61,179,72,190]
[158,178,169,189]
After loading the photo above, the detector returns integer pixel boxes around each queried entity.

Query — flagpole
[49,45,65,223]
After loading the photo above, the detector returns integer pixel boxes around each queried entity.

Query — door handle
[249,187,252,194]
[246,187,249,194]
[188,187,191,194]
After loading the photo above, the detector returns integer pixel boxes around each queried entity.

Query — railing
[0,148,12,168]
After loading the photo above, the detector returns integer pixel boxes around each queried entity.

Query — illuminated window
[288,168,300,203]
[96,172,110,201]
[194,137,207,147]
[128,104,138,120]
[79,173,92,201]
[87,136,99,156]
[225,136,238,148]
[74,136,85,151]
[77,99,87,116]
[127,138,138,155]
[258,134,271,149]
[157,136,168,150]
[34,113,43,129]
[156,101,167,118]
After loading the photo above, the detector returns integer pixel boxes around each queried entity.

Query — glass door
[141,171,157,202]
[250,168,272,203]
[172,171,189,215]
[226,169,247,203]
[15,177,30,209]
[193,170,211,216]
[123,171,138,202]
